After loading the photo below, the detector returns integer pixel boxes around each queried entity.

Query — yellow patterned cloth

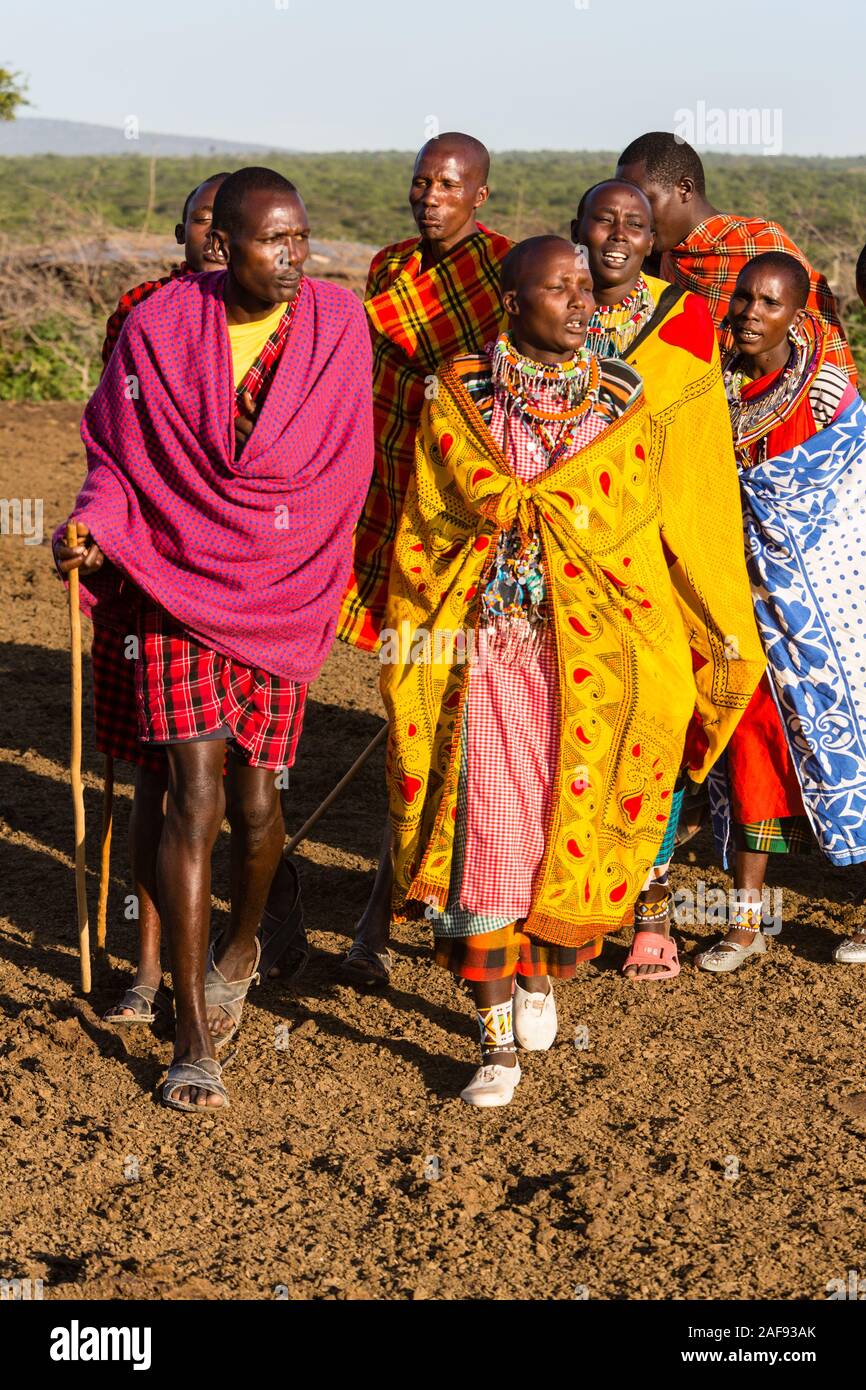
[627,273,766,772]
[380,350,764,948]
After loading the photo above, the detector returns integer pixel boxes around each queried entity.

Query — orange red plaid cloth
[433,923,598,982]
[661,214,857,385]
[337,223,512,651]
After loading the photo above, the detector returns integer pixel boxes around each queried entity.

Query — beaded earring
[788,321,808,349]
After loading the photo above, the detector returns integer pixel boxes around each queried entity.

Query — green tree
[0,67,29,121]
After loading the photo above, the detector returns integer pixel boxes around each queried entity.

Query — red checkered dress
[135,602,307,770]
[92,290,301,768]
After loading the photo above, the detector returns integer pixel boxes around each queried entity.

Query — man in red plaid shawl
[336,133,512,988]
[616,132,857,385]
[56,169,373,1111]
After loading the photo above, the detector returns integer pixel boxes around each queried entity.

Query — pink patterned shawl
[63,271,373,682]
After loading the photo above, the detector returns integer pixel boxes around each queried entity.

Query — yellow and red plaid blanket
[338,223,512,651]
[661,213,857,385]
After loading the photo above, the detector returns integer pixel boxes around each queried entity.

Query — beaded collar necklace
[722,314,823,462]
[584,275,655,359]
[490,332,600,423]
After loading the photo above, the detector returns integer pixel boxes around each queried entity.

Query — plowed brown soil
[2,401,866,1302]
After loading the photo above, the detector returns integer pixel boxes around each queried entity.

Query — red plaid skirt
[91,623,166,772]
[434,923,602,982]
[135,601,307,771]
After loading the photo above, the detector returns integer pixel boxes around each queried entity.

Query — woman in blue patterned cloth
[697,252,866,973]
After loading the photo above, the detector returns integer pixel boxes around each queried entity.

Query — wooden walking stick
[66,521,92,993]
[97,754,114,953]
[285,722,388,854]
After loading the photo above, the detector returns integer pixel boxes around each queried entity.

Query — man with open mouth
[336,132,512,990]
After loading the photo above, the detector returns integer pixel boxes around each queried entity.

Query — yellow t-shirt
[227,301,288,387]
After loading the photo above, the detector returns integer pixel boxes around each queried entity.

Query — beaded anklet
[634,892,672,927]
[729,905,762,932]
[476,999,517,1055]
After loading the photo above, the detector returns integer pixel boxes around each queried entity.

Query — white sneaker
[512,979,557,1051]
[460,1060,522,1107]
[834,936,866,963]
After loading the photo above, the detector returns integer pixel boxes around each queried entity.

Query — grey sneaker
[696,930,768,974]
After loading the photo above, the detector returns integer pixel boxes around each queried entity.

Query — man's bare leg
[159,741,227,1107]
[342,815,393,964]
[116,764,167,1014]
[206,758,285,1042]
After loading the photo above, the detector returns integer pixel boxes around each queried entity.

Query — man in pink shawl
[55,168,373,1112]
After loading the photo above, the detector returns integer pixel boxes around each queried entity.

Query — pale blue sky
[3,0,864,155]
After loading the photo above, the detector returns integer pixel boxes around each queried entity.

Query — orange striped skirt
[434,922,602,982]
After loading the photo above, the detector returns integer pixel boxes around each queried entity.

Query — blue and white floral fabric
[736,395,866,865]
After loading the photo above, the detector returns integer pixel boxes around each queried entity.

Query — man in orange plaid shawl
[617,131,857,386]
[337,133,512,986]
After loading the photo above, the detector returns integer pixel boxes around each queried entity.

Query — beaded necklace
[723,315,823,465]
[481,335,605,657]
[584,275,655,359]
[490,332,600,424]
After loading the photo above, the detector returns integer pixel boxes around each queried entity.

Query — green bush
[0,317,90,400]
[1,152,864,395]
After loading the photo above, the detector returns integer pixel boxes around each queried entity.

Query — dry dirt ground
[2,401,866,1303]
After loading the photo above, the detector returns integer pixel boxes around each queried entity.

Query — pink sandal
[622,930,680,980]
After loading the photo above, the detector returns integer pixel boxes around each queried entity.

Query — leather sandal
[162,1057,229,1113]
[103,983,173,1026]
[204,937,262,1053]
[259,855,309,982]
[338,939,393,988]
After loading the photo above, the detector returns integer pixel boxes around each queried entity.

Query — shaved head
[572,180,654,303]
[501,236,594,361]
[501,235,581,295]
[737,251,810,308]
[410,132,491,260]
[575,178,653,231]
[414,131,490,183]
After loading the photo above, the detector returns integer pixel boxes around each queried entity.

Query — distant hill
[0,116,292,157]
